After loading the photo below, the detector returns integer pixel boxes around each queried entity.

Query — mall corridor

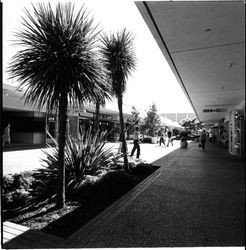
[67,141,245,248]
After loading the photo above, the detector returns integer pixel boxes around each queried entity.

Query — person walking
[159,129,165,146]
[167,129,173,146]
[200,130,207,151]
[130,126,140,159]
[212,133,217,144]
[3,123,11,147]
[209,131,213,142]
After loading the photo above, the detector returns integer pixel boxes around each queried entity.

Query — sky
[2,0,194,115]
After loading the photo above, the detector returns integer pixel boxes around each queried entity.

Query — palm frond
[42,127,122,193]
[8,2,111,112]
[100,28,136,97]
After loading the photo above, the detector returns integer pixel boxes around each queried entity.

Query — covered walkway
[68,141,245,247]
[3,141,245,248]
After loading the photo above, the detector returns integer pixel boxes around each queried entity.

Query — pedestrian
[3,123,11,147]
[130,126,140,159]
[212,133,216,144]
[200,130,206,151]
[209,131,213,142]
[159,129,165,146]
[167,129,173,146]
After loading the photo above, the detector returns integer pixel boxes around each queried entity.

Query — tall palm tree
[100,29,136,172]
[94,98,103,132]
[8,3,110,208]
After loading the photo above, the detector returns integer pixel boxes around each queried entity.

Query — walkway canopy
[160,116,182,130]
[136,1,245,127]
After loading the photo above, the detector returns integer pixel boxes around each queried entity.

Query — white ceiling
[136,1,245,124]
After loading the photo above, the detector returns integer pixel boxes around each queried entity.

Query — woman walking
[3,123,11,147]
[130,126,140,159]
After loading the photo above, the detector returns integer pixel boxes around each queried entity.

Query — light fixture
[205,28,211,32]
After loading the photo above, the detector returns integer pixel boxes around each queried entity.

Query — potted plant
[180,136,188,148]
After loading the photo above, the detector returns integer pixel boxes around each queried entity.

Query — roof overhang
[135,1,245,125]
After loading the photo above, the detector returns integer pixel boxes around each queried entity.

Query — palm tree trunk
[117,94,129,172]
[95,100,100,132]
[56,91,67,208]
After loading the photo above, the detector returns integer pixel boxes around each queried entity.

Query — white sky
[2,0,194,114]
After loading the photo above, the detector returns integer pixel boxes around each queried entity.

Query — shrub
[130,163,154,175]
[42,127,123,196]
[73,170,136,203]
[2,173,35,212]
[3,128,123,214]
[2,175,14,193]
[141,137,152,143]
[180,131,189,137]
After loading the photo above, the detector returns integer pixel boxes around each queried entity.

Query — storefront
[2,109,46,146]
[3,84,133,147]
[229,109,245,158]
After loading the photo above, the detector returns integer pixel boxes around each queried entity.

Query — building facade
[2,84,132,148]
[136,1,245,159]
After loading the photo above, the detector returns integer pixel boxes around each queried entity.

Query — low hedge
[140,137,152,143]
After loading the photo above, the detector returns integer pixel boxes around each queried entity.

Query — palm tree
[8,3,110,208]
[100,29,136,171]
[94,97,105,132]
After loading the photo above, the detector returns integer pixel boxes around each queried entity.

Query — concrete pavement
[2,140,181,175]
[2,140,244,247]
[67,141,245,247]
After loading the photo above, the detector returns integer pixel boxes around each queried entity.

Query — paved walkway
[67,141,245,248]
[2,140,181,175]
[2,141,245,248]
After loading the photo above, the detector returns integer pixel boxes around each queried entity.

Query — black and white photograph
[1,0,245,249]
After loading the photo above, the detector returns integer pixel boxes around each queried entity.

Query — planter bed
[2,164,159,238]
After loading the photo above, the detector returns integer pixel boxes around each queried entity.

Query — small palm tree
[8,3,110,208]
[100,29,136,171]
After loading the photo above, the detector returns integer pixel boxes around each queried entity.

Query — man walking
[159,129,165,146]
[130,126,140,159]
[200,130,207,151]
[167,129,173,146]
